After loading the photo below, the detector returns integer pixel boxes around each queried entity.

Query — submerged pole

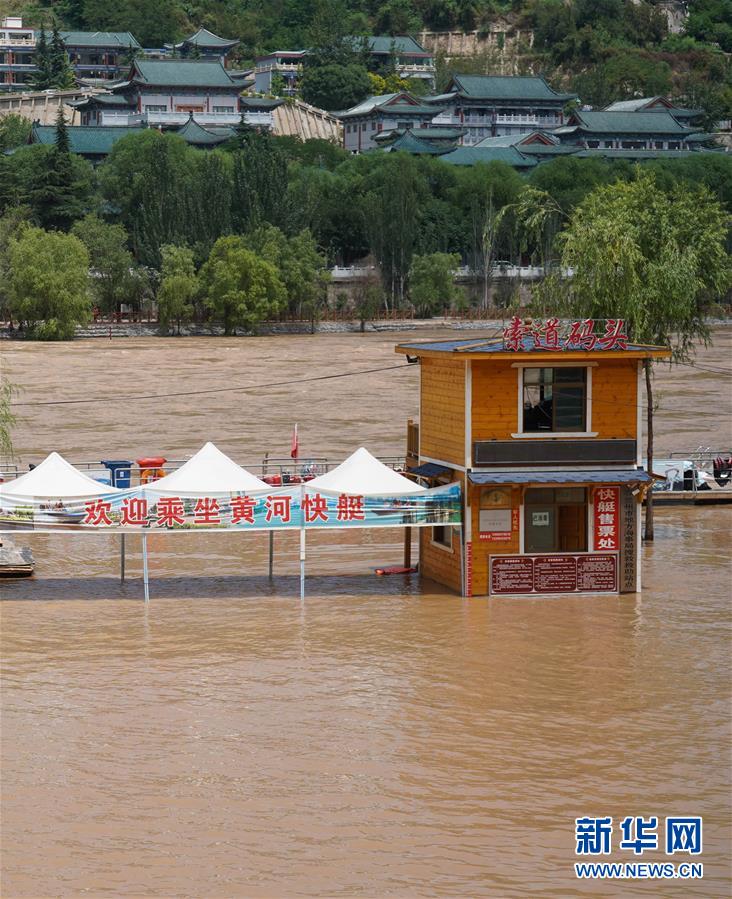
[268,530,274,578]
[142,533,150,602]
[120,533,126,583]
[299,527,305,601]
[403,526,412,568]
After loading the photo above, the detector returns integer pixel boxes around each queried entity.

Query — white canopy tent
[0,451,121,498]
[145,442,268,494]
[307,447,425,495]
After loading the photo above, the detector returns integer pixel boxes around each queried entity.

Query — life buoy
[140,467,166,484]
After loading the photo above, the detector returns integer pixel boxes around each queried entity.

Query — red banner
[594,487,620,551]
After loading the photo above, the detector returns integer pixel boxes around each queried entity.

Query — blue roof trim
[468,470,653,485]
[410,462,451,478]
[398,336,656,354]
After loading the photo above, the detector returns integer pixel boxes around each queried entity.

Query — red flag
[290,423,299,460]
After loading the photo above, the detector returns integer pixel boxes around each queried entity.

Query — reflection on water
[1,329,731,897]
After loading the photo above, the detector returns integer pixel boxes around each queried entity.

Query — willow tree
[539,170,730,539]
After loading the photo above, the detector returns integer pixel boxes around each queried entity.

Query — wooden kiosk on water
[396,320,670,598]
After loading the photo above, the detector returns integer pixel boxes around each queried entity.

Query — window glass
[523,367,586,432]
[432,525,452,548]
[524,488,587,552]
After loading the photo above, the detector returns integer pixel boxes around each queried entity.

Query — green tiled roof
[175,27,239,50]
[440,145,537,168]
[69,93,130,109]
[240,97,282,109]
[175,118,233,145]
[374,126,464,141]
[130,59,237,88]
[31,125,143,155]
[366,35,429,55]
[339,92,439,118]
[570,110,692,134]
[383,132,448,154]
[449,75,575,102]
[55,30,141,49]
[574,148,718,159]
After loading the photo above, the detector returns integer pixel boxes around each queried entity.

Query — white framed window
[213,106,234,113]
[145,104,166,113]
[512,364,598,438]
[431,525,453,551]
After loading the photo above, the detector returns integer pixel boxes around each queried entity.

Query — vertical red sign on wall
[594,487,620,551]
[465,541,473,597]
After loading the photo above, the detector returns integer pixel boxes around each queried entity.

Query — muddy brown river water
[1,328,731,897]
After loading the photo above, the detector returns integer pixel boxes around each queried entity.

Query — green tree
[81,0,181,47]
[374,0,421,34]
[230,127,288,233]
[449,162,524,308]
[200,235,286,335]
[300,63,372,111]
[0,207,33,324]
[9,227,91,340]
[157,244,197,334]
[50,24,76,89]
[32,107,92,231]
[0,377,16,459]
[71,213,137,317]
[538,171,730,539]
[31,24,53,90]
[362,153,427,307]
[409,252,462,317]
[244,224,330,319]
[0,114,31,153]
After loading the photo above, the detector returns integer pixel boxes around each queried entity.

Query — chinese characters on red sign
[594,487,620,551]
[82,492,369,529]
[502,317,628,352]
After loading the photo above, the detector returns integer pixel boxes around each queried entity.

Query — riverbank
[1,315,730,340]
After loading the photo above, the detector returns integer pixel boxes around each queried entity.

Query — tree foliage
[9,227,91,339]
[409,252,462,317]
[537,170,730,539]
[199,236,286,335]
[157,244,197,333]
[71,213,138,316]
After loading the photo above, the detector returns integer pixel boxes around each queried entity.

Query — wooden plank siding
[419,358,465,466]
[469,484,521,596]
[420,525,463,593]
[470,358,638,443]
[471,362,519,441]
[590,359,638,438]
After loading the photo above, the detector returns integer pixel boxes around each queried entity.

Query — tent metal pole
[142,533,150,602]
[268,530,274,578]
[120,533,125,583]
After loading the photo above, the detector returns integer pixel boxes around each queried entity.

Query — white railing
[255,62,300,73]
[330,265,377,280]
[0,37,35,47]
[431,113,461,125]
[495,114,539,124]
[145,110,243,125]
[100,110,273,128]
[397,64,435,73]
[100,111,145,126]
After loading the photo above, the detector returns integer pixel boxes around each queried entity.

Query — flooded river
[1,328,731,897]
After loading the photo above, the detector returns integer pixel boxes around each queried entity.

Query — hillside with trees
[6,0,731,119]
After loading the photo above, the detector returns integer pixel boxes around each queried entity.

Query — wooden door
[558,504,586,551]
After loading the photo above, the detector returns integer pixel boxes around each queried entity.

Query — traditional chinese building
[0,16,140,90]
[340,91,442,152]
[426,75,576,145]
[397,320,671,598]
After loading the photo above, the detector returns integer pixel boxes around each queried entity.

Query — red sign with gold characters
[502,317,629,352]
[594,487,620,551]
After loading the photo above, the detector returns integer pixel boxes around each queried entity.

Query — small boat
[0,538,34,577]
